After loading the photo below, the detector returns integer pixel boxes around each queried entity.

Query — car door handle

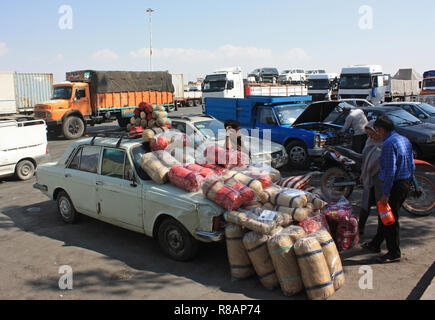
[96,181,104,186]
[65,174,71,178]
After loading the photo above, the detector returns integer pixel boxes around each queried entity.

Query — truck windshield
[275,106,306,125]
[308,79,330,90]
[194,120,225,140]
[52,86,73,100]
[202,76,227,92]
[423,79,435,89]
[339,74,371,89]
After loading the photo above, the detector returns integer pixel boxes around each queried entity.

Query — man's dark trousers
[370,179,411,258]
[352,134,368,154]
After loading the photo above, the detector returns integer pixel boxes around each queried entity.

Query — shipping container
[0,72,53,115]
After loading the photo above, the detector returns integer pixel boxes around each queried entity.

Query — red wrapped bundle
[204,146,249,169]
[134,109,141,118]
[202,178,243,210]
[299,219,321,235]
[202,163,227,175]
[223,178,256,205]
[161,124,173,129]
[248,173,272,189]
[150,135,171,151]
[336,216,359,251]
[168,165,203,192]
[184,164,215,178]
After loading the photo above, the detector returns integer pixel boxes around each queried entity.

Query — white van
[0,119,49,180]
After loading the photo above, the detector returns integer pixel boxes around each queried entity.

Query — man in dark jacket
[362,116,415,263]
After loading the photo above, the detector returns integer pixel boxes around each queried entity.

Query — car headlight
[314,134,321,148]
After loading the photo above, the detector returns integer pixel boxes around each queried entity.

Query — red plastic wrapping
[335,216,359,251]
[248,173,272,189]
[223,177,256,205]
[204,146,249,169]
[168,165,204,192]
[299,219,321,235]
[150,135,171,151]
[183,164,215,178]
[201,163,228,175]
[202,178,243,210]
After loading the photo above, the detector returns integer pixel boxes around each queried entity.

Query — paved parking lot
[1,107,434,300]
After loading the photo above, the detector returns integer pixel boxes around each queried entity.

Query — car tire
[286,141,310,169]
[158,218,199,261]
[15,160,35,181]
[63,116,85,140]
[57,191,80,224]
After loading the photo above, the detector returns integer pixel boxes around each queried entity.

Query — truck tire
[15,160,35,181]
[194,99,201,107]
[63,116,85,140]
[158,218,199,261]
[286,141,310,169]
[56,191,80,224]
[187,100,194,108]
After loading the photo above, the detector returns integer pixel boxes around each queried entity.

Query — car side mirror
[227,80,234,90]
[419,81,422,89]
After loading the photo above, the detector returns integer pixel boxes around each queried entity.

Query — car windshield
[262,69,278,74]
[418,103,435,115]
[308,79,330,90]
[194,120,225,140]
[339,74,371,89]
[52,86,72,100]
[423,79,435,89]
[131,144,151,180]
[387,109,422,127]
[282,70,290,74]
[275,106,306,125]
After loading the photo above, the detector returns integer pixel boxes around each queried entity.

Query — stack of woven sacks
[223,178,345,300]
[127,102,173,132]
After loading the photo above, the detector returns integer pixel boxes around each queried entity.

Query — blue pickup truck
[205,96,349,168]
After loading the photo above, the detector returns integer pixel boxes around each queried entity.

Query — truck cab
[420,70,435,96]
[201,67,244,101]
[307,73,338,102]
[338,65,387,105]
[205,96,349,168]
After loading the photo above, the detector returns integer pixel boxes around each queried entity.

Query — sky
[0,0,434,83]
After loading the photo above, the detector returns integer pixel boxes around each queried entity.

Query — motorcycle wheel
[321,167,354,202]
[403,174,435,216]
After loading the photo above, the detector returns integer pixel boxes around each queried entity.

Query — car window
[172,121,187,134]
[68,147,82,170]
[401,105,416,117]
[101,148,126,179]
[79,145,101,173]
[259,108,277,125]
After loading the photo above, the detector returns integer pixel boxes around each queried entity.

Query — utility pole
[146,8,154,71]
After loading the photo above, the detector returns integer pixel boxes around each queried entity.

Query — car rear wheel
[15,160,35,181]
[158,218,198,261]
[57,191,80,224]
[286,141,310,169]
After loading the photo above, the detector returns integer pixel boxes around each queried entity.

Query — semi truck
[0,72,53,115]
[201,67,307,103]
[418,70,435,105]
[338,65,388,105]
[307,73,339,102]
[33,70,175,140]
[384,68,422,102]
[171,74,202,108]
[204,96,350,168]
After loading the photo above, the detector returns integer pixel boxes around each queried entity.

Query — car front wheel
[286,141,310,169]
[57,191,80,224]
[158,218,198,261]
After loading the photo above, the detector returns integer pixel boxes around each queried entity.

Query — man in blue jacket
[362,115,415,263]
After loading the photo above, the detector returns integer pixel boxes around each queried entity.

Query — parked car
[331,106,435,158]
[0,119,49,180]
[278,69,306,84]
[379,102,435,124]
[33,136,225,261]
[248,68,279,83]
[169,114,289,168]
[339,98,374,108]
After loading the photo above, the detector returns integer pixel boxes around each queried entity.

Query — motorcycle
[319,145,435,216]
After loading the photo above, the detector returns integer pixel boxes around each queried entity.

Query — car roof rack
[88,132,142,147]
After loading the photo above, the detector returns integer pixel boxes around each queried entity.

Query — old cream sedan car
[33,135,225,261]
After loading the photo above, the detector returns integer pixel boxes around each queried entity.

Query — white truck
[0,72,53,115]
[384,68,422,102]
[338,65,388,105]
[201,67,307,102]
[171,74,203,108]
[0,119,49,180]
[307,73,339,102]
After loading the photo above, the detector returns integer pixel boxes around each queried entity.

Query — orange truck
[34,70,175,139]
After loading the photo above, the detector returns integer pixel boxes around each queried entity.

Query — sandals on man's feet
[361,242,381,253]
[377,254,401,264]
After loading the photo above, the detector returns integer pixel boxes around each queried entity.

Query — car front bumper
[195,230,224,242]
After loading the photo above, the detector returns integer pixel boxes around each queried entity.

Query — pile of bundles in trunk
[127,102,172,132]
[224,187,346,300]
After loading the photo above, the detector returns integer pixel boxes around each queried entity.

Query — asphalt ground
[0,106,434,300]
